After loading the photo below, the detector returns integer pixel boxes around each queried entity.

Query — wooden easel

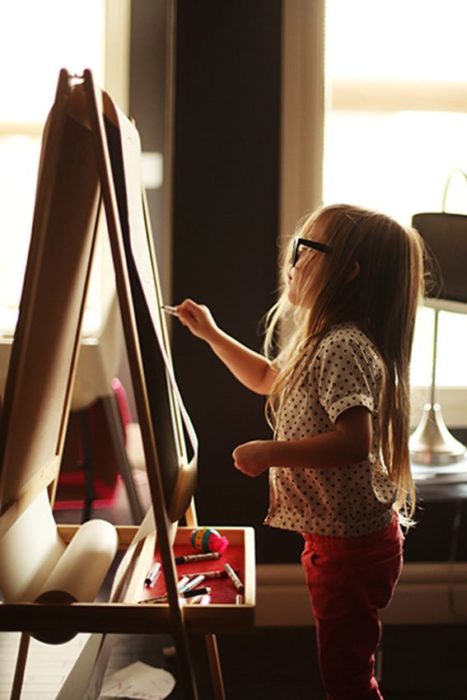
[0,70,255,700]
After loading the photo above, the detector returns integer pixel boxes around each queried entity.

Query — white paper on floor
[100,661,175,699]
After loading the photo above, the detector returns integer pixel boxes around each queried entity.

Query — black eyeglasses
[291,237,331,268]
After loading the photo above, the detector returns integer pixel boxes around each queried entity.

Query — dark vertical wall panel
[171,1,301,563]
[129,0,167,275]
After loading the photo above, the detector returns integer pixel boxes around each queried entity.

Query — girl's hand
[232,440,272,477]
[176,298,219,343]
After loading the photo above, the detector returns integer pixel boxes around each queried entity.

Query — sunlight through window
[0,1,107,337]
[324,0,467,391]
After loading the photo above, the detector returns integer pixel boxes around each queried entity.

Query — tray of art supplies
[139,526,256,634]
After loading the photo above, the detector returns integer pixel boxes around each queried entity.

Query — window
[0,1,129,339]
[323,0,467,425]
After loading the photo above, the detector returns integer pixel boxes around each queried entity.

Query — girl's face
[287,221,328,307]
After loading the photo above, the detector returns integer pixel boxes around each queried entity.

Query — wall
[129,0,168,293]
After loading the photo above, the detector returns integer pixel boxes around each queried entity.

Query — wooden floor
[0,633,90,699]
[2,625,467,699]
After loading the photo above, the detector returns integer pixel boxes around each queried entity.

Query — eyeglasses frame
[291,237,331,268]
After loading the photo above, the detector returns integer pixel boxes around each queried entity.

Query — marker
[144,562,161,587]
[139,593,169,604]
[224,563,244,592]
[186,569,235,580]
[182,586,211,599]
[177,576,191,591]
[187,593,211,605]
[179,574,205,594]
[139,586,212,604]
[161,304,179,316]
[175,552,221,564]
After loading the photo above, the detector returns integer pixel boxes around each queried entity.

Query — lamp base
[409,403,466,466]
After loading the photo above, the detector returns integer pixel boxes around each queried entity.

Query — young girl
[174,204,424,699]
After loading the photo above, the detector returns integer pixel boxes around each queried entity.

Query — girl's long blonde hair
[264,204,425,519]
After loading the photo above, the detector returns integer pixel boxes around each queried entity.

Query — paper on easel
[0,489,66,601]
[36,518,118,603]
[0,490,118,606]
[100,661,175,699]
[0,488,118,643]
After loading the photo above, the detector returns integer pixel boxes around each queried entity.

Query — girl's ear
[346,260,360,284]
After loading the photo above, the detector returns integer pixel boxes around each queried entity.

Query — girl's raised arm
[174,298,277,396]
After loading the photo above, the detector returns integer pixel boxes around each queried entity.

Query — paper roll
[33,519,118,644]
[36,519,118,603]
[0,489,65,601]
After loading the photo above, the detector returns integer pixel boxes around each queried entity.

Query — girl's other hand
[232,440,272,477]
[176,298,219,342]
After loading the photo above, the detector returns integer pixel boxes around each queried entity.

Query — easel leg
[205,634,226,700]
[10,633,30,700]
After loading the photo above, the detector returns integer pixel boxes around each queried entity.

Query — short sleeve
[314,330,380,424]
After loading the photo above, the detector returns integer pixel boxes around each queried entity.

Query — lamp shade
[412,212,467,304]
[409,211,467,466]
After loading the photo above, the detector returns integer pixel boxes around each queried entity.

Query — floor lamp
[410,199,467,466]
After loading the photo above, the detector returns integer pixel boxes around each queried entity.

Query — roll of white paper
[0,489,65,601]
[36,518,118,603]
[33,519,118,644]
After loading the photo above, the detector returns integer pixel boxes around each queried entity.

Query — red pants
[301,516,403,700]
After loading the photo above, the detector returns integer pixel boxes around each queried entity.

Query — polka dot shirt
[264,323,396,537]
